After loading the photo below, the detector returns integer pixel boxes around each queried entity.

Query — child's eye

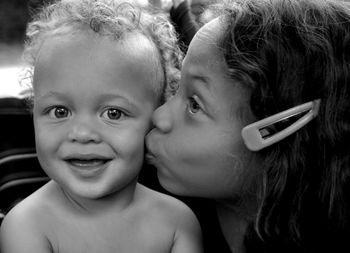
[101,108,125,120]
[188,96,201,114]
[48,106,70,118]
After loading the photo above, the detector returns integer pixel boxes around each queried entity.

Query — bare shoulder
[0,181,58,253]
[136,184,203,253]
[2,181,58,221]
[136,183,197,220]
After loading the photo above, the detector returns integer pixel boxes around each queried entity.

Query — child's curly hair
[22,0,183,101]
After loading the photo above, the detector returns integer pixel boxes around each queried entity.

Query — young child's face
[33,32,161,200]
[146,18,257,200]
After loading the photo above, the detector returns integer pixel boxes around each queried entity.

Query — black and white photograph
[1,0,350,252]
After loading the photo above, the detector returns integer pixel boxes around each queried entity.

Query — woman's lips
[145,144,159,164]
[145,152,156,165]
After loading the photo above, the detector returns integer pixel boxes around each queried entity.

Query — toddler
[0,1,202,252]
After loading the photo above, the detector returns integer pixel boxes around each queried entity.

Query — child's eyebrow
[99,94,138,109]
[35,91,67,101]
[35,92,138,110]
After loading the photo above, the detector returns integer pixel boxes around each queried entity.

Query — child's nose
[68,119,101,143]
[152,102,173,133]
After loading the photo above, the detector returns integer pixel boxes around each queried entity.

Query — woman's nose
[68,119,101,143]
[152,102,173,133]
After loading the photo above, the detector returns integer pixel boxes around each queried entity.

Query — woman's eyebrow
[190,75,215,103]
[190,74,211,90]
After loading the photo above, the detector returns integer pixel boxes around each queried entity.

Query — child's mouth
[63,154,113,177]
[65,157,112,177]
[67,159,109,167]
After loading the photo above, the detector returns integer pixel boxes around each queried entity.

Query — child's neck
[57,179,138,215]
[215,199,256,253]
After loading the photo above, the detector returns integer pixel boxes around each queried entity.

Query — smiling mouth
[65,158,111,177]
[66,159,110,167]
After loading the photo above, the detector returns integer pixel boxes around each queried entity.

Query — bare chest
[47,214,174,253]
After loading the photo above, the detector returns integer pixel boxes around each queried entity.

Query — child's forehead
[35,30,164,98]
[37,30,159,66]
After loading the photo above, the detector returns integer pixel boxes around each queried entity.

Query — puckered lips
[145,146,157,165]
[145,136,160,166]
[63,153,113,177]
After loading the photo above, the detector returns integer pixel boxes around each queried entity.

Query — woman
[146,0,350,252]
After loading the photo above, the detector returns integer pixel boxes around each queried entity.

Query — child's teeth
[70,159,105,167]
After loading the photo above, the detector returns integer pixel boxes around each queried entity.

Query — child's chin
[63,185,112,201]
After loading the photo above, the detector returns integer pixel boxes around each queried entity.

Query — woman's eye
[48,106,70,118]
[101,108,124,120]
[188,97,201,114]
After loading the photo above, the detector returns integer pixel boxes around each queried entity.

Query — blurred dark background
[0,0,48,44]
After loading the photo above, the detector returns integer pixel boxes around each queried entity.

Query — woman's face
[146,18,257,199]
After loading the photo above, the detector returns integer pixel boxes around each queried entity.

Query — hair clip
[241,99,321,151]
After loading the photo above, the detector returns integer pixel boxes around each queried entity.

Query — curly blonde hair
[23,0,182,101]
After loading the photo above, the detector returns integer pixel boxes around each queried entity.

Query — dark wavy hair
[212,0,350,251]
[22,0,182,102]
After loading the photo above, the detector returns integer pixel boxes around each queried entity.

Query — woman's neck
[215,200,255,253]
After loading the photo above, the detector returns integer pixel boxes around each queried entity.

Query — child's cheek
[109,124,147,162]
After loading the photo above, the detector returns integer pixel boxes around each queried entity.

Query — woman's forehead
[196,17,224,42]
[184,18,226,69]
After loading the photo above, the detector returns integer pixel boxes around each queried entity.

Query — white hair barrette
[242,99,321,151]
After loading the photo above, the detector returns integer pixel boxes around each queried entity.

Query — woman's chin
[157,172,184,196]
